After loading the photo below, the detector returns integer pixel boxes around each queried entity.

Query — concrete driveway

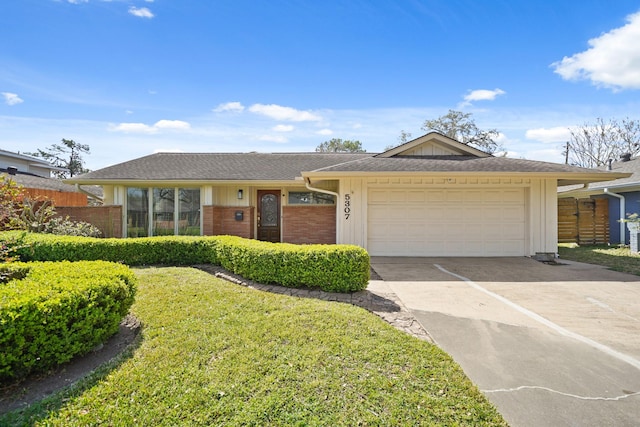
[368,257,640,427]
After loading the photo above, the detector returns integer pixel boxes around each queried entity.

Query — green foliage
[423,109,501,153]
[0,267,506,426]
[0,175,27,231]
[558,243,640,276]
[25,138,90,178]
[1,232,370,292]
[315,138,366,153]
[0,261,137,380]
[4,232,218,266]
[18,198,56,233]
[42,216,102,237]
[0,231,28,263]
[0,175,101,237]
[207,236,369,292]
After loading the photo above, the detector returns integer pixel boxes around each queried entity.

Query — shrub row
[0,232,370,292]
[0,261,137,380]
[5,232,218,265]
[215,236,370,292]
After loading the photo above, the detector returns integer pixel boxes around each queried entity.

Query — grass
[1,267,507,426]
[558,243,640,276]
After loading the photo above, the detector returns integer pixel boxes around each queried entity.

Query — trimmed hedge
[0,261,137,380]
[5,232,219,266]
[0,232,370,292]
[215,236,370,292]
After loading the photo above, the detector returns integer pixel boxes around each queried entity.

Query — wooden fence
[23,188,88,207]
[558,198,609,244]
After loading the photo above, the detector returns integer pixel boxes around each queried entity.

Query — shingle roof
[3,173,79,192]
[581,156,640,190]
[68,151,627,186]
[70,152,374,182]
[310,155,620,175]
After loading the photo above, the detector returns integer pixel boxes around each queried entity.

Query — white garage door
[367,188,526,256]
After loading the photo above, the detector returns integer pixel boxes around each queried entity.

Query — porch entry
[257,190,281,242]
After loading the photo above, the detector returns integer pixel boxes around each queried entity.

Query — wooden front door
[257,190,281,242]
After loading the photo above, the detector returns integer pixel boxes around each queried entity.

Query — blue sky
[2,0,640,171]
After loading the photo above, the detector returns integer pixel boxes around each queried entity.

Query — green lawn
[558,243,640,276]
[2,267,506,426]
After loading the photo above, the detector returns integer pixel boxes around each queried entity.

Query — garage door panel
[369,190,390,203]
[407,191,426,203]
[368,187,526,256]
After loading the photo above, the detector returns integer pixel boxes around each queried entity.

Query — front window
[178,188,201,235]
[126,187,200,237]
[153,188,175,236]
[127,188,149,238]
[288,191,336,205]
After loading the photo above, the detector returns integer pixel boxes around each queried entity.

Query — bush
[4,232,219,266]
[0,261,137,380]
[215,236,370,292]
[43,216,102,237]
[0,232,370,292]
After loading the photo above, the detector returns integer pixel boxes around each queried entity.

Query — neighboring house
[0,149,93,206]
[0,149,69,178]
[559,154,640,245]
[67,133,627,257]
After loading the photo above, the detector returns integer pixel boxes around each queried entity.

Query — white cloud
[248,103,322,122]
[129,6,154,18]
[525,126,571,143]
[67,0,88,3]
[459,88,506,107]
[110,122,155,134]
[110,119,191,134]
[552,11,640,90]
[213,101,245,113]
[154,119,191,130]
[273,124,294,132]
[2,92,24,106]
[316,129,333,136]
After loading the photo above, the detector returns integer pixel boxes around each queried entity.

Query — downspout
[304,177,339,199]
[604,188,625,244]
[305,177,341,242]
[75,184,104,204]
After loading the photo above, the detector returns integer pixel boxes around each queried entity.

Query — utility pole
[563,142,570,164]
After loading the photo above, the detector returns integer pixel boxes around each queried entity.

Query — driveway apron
[369,257,640,427]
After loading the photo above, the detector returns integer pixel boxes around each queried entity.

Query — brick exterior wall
[282,205,336,244]
[203,205,254,238]
[55,205,123,238]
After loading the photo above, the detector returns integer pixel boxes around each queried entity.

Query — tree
[315,138,366,153]
[422,109,501,153]
[26,139,90,178]
[383,130,413,151]
[567,117,640,168]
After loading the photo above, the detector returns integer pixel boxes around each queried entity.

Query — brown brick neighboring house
[66,132,629,257]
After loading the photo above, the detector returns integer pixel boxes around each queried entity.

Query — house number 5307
[344,193,351,220]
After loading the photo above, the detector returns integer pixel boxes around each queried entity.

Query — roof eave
[64,178,304,186]
[303,170,631,183]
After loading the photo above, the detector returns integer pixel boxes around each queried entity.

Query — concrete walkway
[369,257,640,427]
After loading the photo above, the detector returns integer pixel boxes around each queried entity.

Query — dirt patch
[0,314,141,415]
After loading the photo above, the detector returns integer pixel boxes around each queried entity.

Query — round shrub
[0,261,137,380]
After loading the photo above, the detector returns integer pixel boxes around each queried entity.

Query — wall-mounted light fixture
[237,189,243,200]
